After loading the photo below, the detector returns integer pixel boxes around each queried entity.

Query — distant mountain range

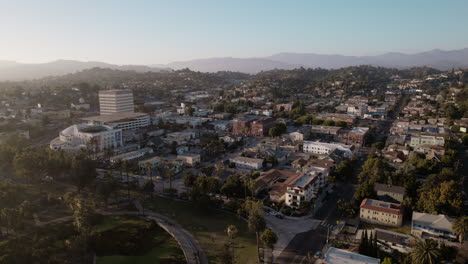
[164,48,468,73]
[1,48,468,80]
[0,60,171,81]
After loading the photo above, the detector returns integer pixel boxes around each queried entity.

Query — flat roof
[82,112,148,123]
[360,198,403,215]
[99,89,132,95]
[324,247,380,264]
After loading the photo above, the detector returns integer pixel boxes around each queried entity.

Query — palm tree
[122,160,131,201]
[452,216,468,244]
[115,159,123,181]
[410,237,441,264]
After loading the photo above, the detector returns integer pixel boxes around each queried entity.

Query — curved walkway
[35,206,207,264]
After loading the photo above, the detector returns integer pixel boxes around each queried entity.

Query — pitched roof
[412,212,454,233]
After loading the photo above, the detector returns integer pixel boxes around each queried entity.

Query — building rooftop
[231,156,263,163]
[82,112,148,123]
[374,183,406,195]
[360,198,403,215]
[349,127,369,135]
[324,247,380,264]
[412,212,454,233]
[99,89,132,95]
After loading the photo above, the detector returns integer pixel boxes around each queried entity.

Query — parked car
[275,213,284,219]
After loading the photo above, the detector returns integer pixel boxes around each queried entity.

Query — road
[273,181,356,264]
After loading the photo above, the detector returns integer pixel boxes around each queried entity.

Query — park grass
[144,196,258,264]
[95,216,185,264]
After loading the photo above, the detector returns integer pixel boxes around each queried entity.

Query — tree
[248,204,266,263]
[260,228,278,248]
[217,243,236,264]
[410,238,440,264]
[452,216,468,244]
[382,257,393,264]
[417,180,463,215]
[184,170,196,187]
[359,230,369,255]
[221,175,243,198]
[67,195,95,237]
[96,179,117,208]
[70,154,97,192]
[354,181,376,204]
[142,180,155,199]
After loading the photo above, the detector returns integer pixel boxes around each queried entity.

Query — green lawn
[144,197,258,264]
[96,216,185,264]
[97,240,183,264]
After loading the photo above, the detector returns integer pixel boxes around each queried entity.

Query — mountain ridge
[1,48,467,80]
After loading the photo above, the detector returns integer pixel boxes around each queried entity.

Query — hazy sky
[1,0,467,65]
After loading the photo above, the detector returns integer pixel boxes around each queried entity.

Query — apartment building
[303,141,353,158]
[409,135,445,147]
[360,198,404,227]
[232,116,275,137]
[230,156,263,170]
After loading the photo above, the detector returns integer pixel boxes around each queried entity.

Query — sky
[0,0,467,65]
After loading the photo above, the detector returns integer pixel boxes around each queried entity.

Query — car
[155,176,163,180]
[269,211,277,216]
[275,214,284,219]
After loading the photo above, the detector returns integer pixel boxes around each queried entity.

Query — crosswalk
[320,221,334,229]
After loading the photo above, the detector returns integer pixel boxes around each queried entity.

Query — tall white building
[99,90,134,115]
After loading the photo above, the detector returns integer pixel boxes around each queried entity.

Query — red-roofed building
[360,198,404,227]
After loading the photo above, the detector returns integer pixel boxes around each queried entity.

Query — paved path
[35,205,208,264]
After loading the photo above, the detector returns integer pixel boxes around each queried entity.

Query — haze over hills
[0,60,171,81]
[166,48,468,73]
[1,48,468,80]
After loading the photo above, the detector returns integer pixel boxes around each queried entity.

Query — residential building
[232,116,275,137]
[109,147,153,163]
[275,103,293,112]
[309,125,342,140]
[374,183,406,203]
[409,135,445,147]
[82,112,150,131]
[323,247,380,264]
[99,89,134,115]
[230,156,263,170]
[411,212,458,242]
[360,198,404,227]
[254,169,299,202]
[288,131,304,142]
[50,124,122,154]
[177,153,201,166]
[303,141,353,158]
[285,166,329,208]
[374,228,411,253]
[339,127,369,146]
[414,144,446,156]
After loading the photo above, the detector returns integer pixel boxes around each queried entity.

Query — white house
[230,156,263,170]
[303,141,353,157]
